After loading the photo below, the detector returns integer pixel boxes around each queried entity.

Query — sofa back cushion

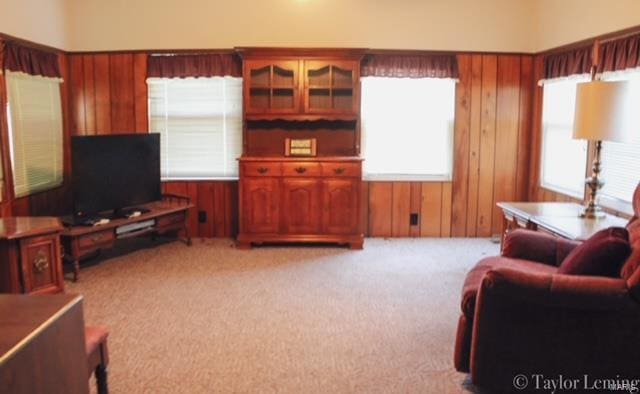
[558,227,631,277]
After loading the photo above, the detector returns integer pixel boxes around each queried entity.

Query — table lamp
[573,80,635,218]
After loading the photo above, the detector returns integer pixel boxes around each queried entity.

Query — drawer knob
[295,167,307,174]
[33,252,49,273]
[257,167,269,174]
[333,167,346,174]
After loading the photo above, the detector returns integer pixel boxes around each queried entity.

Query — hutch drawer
[242,162,282,177]
[281,162,322,177]
[321,162,360,177]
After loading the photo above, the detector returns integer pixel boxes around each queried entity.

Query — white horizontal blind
[540,77,589,198]
[6,71,64,198]
[599,68,640,213]
[147,77,242,180]
[361,77,455,180]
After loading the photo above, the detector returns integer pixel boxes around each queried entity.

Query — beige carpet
[68,237,499,394]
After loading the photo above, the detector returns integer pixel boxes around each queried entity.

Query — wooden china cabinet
[237,48,365,249]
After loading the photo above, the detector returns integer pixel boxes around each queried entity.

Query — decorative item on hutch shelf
[285,138,317,157]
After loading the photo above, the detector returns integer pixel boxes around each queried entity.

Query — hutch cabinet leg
[349,241,364,250]
[236,241,252,250]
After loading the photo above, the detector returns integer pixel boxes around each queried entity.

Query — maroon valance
[3,41,61,78]
[147,53,242,78]
[597,33,640,73]
[543,45,593,79]
[361,54,459,79]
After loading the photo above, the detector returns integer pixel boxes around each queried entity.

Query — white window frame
[360,76,456,181]
[147,76,243,181]
[597,67,640,216]
[539,76,590,199]
[5,71,64,198]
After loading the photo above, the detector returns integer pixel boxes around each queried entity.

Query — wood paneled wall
[4,51,534,239]
[67,53,237,237]
[0,42,73,218]
[365,54,534,238]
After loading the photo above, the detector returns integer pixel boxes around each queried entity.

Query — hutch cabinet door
[281,178,322,234]
[303,60,359,115]
[244,60,300,114]
[242,178,281,234]
[19,234,63,294]
[321,179,359,234]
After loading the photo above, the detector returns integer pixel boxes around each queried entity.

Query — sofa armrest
[502,229,580,266]
[470,267,640,390]
[479,267,634,311]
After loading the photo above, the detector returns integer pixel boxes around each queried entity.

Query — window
[599,68,640,214]
[147,77,242,180]
[540,77,589,198]
[6,71,64,198]
[361,77,456,180]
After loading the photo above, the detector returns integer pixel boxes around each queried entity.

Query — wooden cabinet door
[303,60,359,115]
[322,179,359,234]
[242,178,280,234]
[244,60,300,114]
[19,234,63,294]
[281,179,321,234]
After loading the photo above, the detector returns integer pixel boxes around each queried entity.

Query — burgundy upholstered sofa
[454,185,640,392]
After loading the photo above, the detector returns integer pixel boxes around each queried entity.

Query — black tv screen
[72,134,161,216]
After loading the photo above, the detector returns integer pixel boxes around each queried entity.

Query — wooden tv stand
[61,195,194,281]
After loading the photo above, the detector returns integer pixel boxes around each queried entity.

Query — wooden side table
[0,217,65,294]
[497,202,629,247]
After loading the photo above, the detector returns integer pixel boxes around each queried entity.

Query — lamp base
[579,204,606,219]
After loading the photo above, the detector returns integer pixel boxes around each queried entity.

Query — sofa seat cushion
[558,227,631,277]
[461,256,557,317]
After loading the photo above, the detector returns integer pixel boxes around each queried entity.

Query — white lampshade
[573,80,639,143]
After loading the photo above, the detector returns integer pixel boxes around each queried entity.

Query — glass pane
[250,66,270,86]
[333,89,353,110]
[147,77,243,179]
[273,66,295,87]
[272,88,294,109]
[599,69,640,207]
[333,67,353,87]
[601,141,640,203]
[309,88,331,109]
[308,66,330,86]
[540,125,588,196]
[361,77,455,179]
[540,77,589,197]
[249,88,270,109]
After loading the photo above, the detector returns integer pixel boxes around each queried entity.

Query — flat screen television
[72,134,161,218]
